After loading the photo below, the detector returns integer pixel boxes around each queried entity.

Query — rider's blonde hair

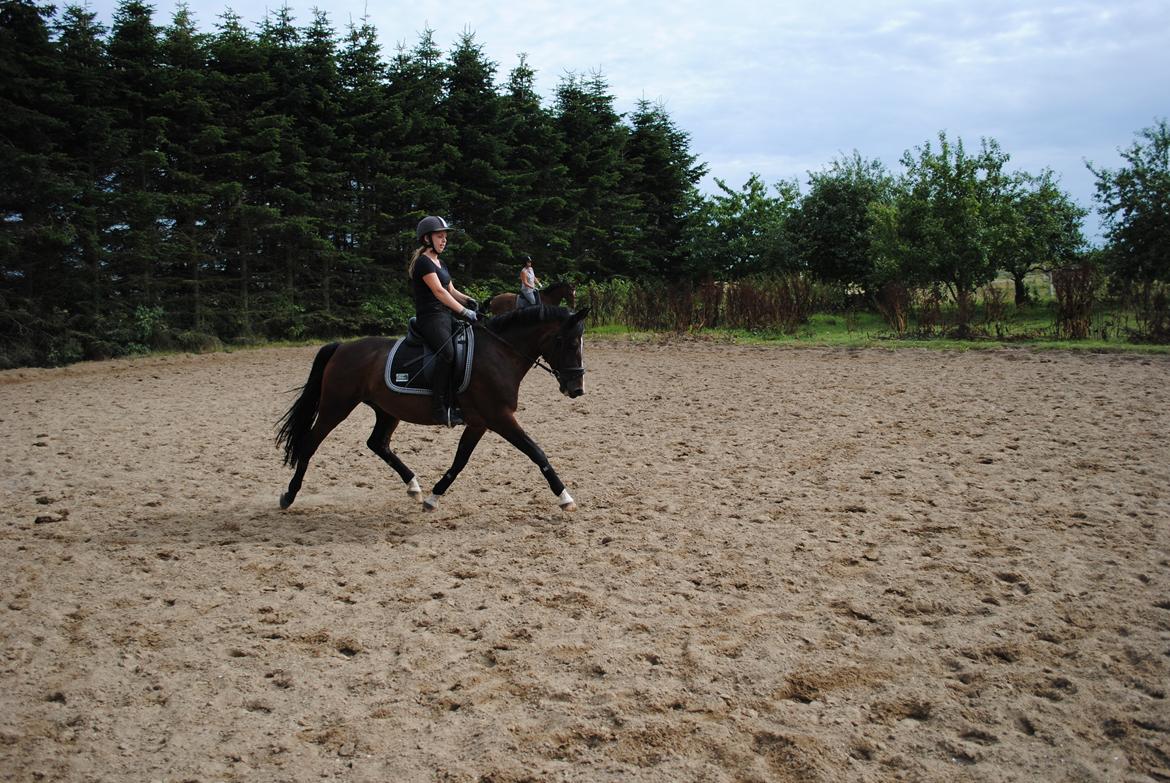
[407,246,426,277]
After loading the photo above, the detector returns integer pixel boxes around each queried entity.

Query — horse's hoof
[279,492,293,510]
[557,489,575,512]
[560,501,577,512]
[423,494,439,512]
[406,477,422,498]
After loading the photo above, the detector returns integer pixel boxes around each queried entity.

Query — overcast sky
[85,0,1170,241]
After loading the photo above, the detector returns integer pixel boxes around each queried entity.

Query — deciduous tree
[689,174,799,280]
[791,151,892,293]
[881,133,1009,335]
[1089,119,1170,285]
[990,170,1086,305]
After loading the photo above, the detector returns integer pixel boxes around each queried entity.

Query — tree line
[2,0,1167,366]
[1,0,707,365]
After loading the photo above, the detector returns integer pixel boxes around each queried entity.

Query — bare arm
[422,273,470,314]
[447,282,474,307]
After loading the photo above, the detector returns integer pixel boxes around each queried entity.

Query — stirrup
[432,400,463,428]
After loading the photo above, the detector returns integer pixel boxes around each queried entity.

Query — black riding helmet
[416,215,457,246]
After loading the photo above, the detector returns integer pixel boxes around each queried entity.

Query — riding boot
[426,396,447,427]
[430,361,463,428]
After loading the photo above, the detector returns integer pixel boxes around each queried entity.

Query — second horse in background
[486,281,576,316]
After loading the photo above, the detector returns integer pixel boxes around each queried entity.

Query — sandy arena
[1,339,1168,782]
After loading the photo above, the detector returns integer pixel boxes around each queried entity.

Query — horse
[276,305,590,513]
[486,281,576,316]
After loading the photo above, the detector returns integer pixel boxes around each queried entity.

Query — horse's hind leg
[422,426,486,511]
[367,407,421,498]
[281,395,358,509]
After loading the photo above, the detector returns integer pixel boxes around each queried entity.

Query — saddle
[383,319,475,396]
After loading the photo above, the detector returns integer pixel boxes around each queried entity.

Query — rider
[518,255,540,308]
[409,215,478,427]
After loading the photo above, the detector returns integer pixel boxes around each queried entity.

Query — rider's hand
[459,307,478,322]
[465,298,479,312]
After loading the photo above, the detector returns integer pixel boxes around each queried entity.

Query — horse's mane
[485,304,573,334]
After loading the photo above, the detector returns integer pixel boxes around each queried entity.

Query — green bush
[173,331,224,353]
[359,285,415,334]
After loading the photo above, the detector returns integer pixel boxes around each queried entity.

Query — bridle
[469,320,584,388]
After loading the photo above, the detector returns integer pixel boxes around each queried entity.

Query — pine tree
[624,99,706,279]
[335,14,407,315]
[256,5,315,333]
[297,8,345,321]
[56,4,119,330]
[157,3,214,330]
[385,30,456,254]
[204,9,277,336]
[441,30,511,278]
[107,0,166,312]
[0,0,76,359]
[554,72,639,278]
[501,54,570,278]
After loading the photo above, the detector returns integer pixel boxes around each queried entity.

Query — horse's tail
[276,342,340,468]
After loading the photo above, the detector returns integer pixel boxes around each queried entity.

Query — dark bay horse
[486,281,576,316]
[276,305,590,512]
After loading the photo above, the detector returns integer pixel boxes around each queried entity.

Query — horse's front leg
[492,415,576,512]
[423,425,487,511]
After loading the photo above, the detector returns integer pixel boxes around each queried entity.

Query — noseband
[548,332,585,385]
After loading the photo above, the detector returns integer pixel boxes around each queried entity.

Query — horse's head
[546,307,589,398]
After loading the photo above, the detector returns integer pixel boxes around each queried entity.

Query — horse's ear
[571,306,590,324]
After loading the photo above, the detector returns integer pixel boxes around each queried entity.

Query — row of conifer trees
[1,0,706,364]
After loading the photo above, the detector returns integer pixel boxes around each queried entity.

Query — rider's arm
[446,282,474,307]
[422,272,466,314]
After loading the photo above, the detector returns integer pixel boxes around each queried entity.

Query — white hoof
[406,477,422,497]
[558,489,576,512]
[423,494,440,512]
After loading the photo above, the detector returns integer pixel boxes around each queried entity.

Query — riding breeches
[415,312,455,399]
[519,288,538,307]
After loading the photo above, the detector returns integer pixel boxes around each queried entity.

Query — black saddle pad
[383,320,474,395]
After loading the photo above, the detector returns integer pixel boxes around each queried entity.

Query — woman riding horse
[276,304,591,512]
[408,215,479,427]
[487,280,576,316]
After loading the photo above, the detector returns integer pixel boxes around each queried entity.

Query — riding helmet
[416,215,456,244]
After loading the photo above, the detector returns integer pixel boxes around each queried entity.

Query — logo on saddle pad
[383,319,475,396]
